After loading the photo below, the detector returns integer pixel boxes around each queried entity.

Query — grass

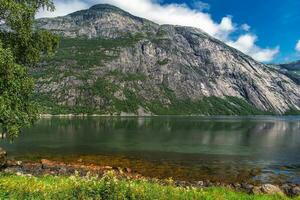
[0,172,295,200]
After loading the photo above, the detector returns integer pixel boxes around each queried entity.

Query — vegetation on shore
[0,0,58,138]
[0,172,296,200]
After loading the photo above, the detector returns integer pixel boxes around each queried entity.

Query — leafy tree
[0,0,59,138]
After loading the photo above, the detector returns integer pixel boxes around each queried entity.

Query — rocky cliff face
[33,4,300,115]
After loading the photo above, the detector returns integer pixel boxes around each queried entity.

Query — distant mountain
[28,4,300,115]
[269,61,300,85]
[279,60,300,71]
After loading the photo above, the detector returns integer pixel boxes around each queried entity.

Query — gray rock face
[33,4,300,114]
[36,4,158,39]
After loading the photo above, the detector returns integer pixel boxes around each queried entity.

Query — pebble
[16,172,23,176]
[16,161,22,166]
[196,181,204,187]
[125,167,132,173]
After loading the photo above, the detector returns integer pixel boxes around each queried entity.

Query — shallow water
[1,116,300,183]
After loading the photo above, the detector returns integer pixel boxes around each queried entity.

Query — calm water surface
[1,116,300,184]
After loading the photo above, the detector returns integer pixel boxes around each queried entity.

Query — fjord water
[1,116,300,184]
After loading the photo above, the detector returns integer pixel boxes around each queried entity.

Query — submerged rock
[0,148,7,168]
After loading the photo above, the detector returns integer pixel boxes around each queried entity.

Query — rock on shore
[1,158,300,197]
[0,148,7,167]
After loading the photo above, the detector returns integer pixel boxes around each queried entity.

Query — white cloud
[93,0,229,37]
[219,16,235,32]
[36,0,89,18]
[36,0,279,62]
[227,34,279,62]
[192,1,210,11]
[241,24,250,31]
[295,40,300,52]
[214,16,235,41]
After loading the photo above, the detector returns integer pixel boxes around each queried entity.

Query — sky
[37,0,300,64]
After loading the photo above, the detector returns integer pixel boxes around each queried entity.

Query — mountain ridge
[30,4,300,115]
[279,60,300,71]
[268,60,300,85]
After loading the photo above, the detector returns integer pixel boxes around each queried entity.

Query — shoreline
[1,158,300,197]
[39,114,300,118]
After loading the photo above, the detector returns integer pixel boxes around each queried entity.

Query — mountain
[279,60,300,71]
[268,61,300,85]
[32,4,300,115]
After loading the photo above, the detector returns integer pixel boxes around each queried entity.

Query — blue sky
[38,0,300,63]
[162,0,300,63]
